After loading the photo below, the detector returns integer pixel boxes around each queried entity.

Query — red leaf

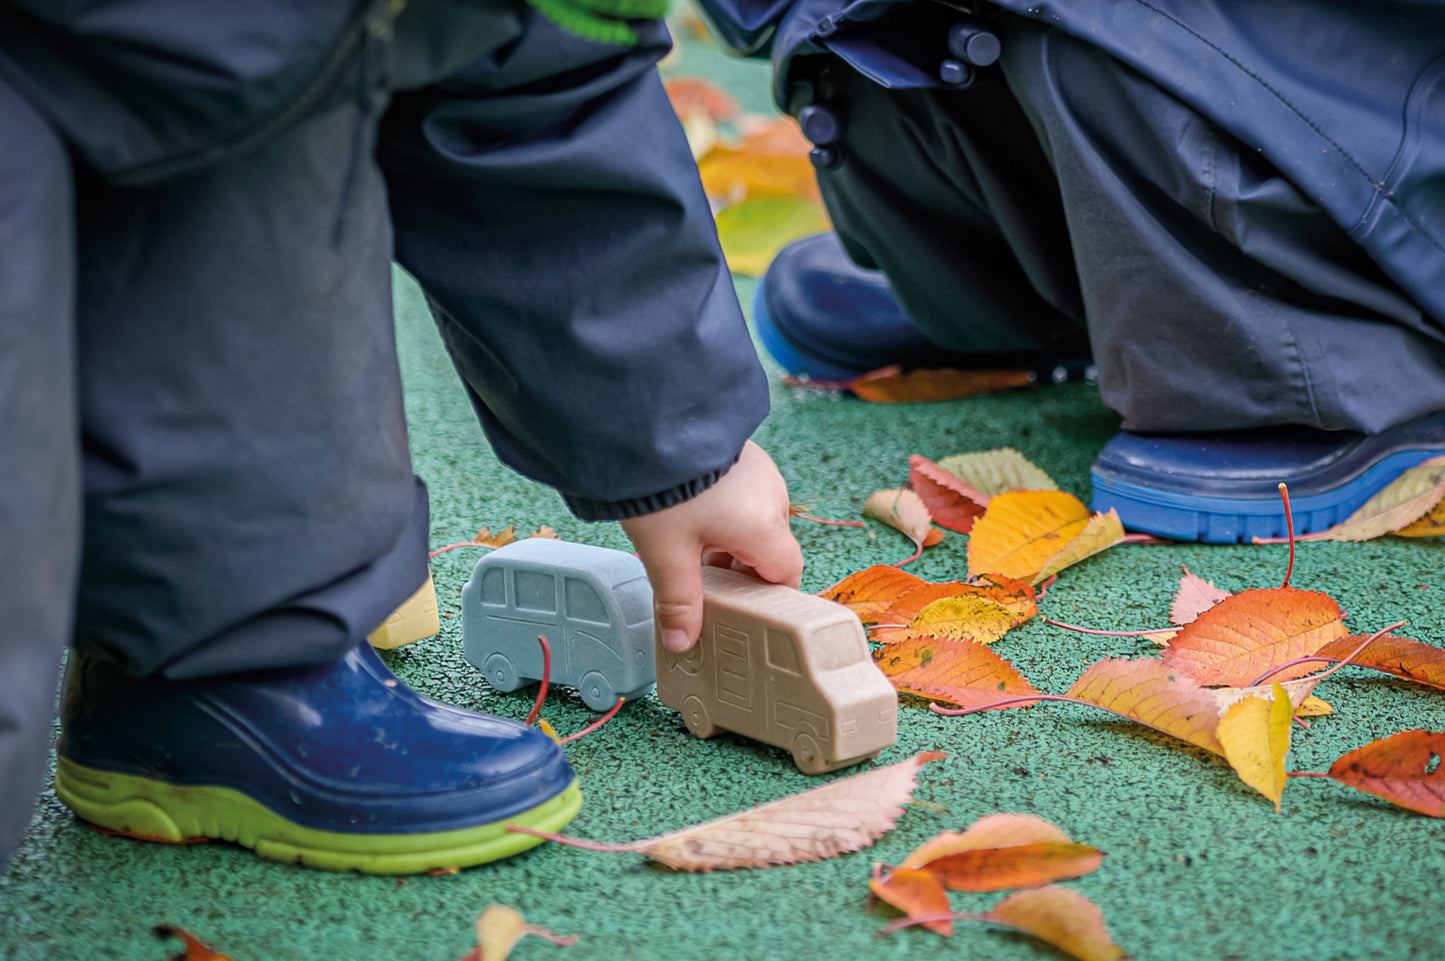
[1318,730,1445,816]
[908,455,988,533]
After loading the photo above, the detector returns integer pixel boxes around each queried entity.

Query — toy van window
[515,570,557,613]
[765,629,802,674]
[805,622,870,671]
[613,578,653,628]
[479,567,505,606]
[565,578,609,625]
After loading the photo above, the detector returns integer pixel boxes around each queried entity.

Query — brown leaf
[864,488,944,562]
[1314,633,1445,691]
[874,637,1042,710]
[909,455,989,532]
[966,489,1093,581]
[153,927,237,961]
[848,367,1032,404]
[870,866,954,936]
[819,565,929,624]
[899,813,1104,892]
[1170,566,1232,626]
[1064,658,1225,756]
[1317,730,1445,817]
[983,887,1129,961]
[511,752,946,871]
[474,525,518,549]
[1161,587,1346,686]
[935,448,1058,497]
[526,526,561,540]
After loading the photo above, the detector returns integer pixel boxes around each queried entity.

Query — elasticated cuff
[562,455,741,521]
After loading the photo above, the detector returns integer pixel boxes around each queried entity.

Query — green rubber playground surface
[5,24,1445,961]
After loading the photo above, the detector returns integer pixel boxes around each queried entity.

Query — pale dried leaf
[983,887,1129,961]
[1210,675,1321,715]
[514,753,945,871]
[1260,456,1445,543]
[1216,684,1294,812]
[1034,509,1126,585]
[864,488,940,556]
[935,448,1058,497]
[1170,566,1232,626]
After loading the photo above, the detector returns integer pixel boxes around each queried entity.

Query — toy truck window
[765,629,802,674]
[805,622,870,671]
[479,567,505,606]
[515,570,557,613]
[565,578,609,626]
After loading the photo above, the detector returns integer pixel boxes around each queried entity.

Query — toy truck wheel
[680,695,719,738]
[579,670,619,712]
[482,653,522,693]
[790,733,829,775]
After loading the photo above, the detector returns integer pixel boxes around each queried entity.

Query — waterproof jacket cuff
[562,455,741,521]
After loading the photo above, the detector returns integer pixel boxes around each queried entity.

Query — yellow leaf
[1395,493,1445,537]
[1296,695,1332,717]
[1034,509,1126,585]
[474,525,518,549]
[967,490,1092,581]
[871,595,1020,646]
[1216,683,1294,812]
[935,448,1058,497]
[715,194,831,276]
[476,906,528,961]
[983,887,1129,961]
[697,119,818,203]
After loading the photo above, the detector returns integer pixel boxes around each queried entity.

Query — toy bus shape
[656,566,898,775]
[462,539,656,712]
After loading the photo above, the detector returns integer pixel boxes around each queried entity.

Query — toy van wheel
[482,653,522,693]
[579,670,618,713]
[790,733,829,775]
[680,695,719,738]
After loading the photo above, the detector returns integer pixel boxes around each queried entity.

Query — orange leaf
[871,595,1022,647]
[870,867,954,936]
[983,887,1129,961]
[1315,633,1445,690]
[899,813,1103,892]
[697,119,818,203]
[153,926,237,961]
[909,455,990,532]
[874,637,1042,710]
[1064,658,1225,755]
[966,490,1092,581]
[1319,730,1445,817]
[1161,587,1346,686]
[512,752,945,871]
[663,76,739,122]
[819,565,929,624]
[848,366,1033,404]
[1170,566,1232,626]
[864,488,943,563]
[877,576,1037,628]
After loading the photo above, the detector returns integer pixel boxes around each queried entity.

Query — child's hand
[621,441,803,653]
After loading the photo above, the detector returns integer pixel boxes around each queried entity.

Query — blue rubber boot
[754,233,1093,383]
[55,643,581,874]
[1091,409,1445,542]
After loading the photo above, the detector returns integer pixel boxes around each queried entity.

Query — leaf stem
[524,634,552,727]
[428,540,484,558]
[891,541,925,569]
[791,512,866,529]
[558,696,626,745]
[931,694,1066,716]
[505,826,648,853]
[1042,616,1174,638]
[1278,482,1295,588]
[1285,771,1331,779]
[1246,620,1405,687]
[877,911,990,937]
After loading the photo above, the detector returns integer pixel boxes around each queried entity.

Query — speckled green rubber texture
[6,35,1445,961]
[55,757,583,875]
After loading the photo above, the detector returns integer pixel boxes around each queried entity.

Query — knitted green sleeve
[527,0,671,44]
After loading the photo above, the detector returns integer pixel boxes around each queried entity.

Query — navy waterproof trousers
[0,2,766,861]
